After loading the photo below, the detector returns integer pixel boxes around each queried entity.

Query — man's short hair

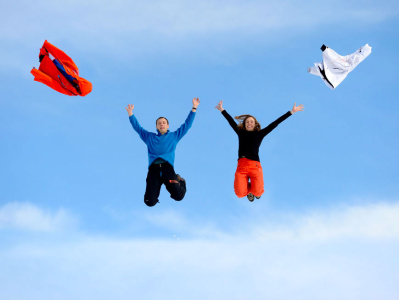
[156,117,169,125]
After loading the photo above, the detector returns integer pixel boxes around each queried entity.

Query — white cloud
[1,200,397,239]
[296,202,399,239]
[0,202,77,232]
[0,201,398,299]
[0,0,396,74]
[250,202,399,242]
[1,0,395,38]
[0,0,396,54]
[139,209,228,239]
[136,201,399,242]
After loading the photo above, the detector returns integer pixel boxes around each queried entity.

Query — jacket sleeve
[174,111,196,141]
[129,114,151,143]
[260,111,292,137]
[221,110,239,134]
[43,40,79,74]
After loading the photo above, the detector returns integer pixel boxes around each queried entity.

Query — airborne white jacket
[308,44,372,89]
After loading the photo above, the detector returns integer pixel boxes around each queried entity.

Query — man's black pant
[144,162,186,207]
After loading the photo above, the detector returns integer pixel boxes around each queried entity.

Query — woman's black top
[221,110,292,162]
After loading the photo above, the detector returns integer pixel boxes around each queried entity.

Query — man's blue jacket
[129,111,196,168]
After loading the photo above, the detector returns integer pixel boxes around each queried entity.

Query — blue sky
[0,0,398,299]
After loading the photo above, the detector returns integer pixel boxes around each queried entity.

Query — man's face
[156,118,169,134]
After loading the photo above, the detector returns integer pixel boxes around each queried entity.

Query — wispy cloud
[139,209,228,239]
[1,0,396,39]
[0,0,396,75]
[0,0,396,58]
[0,201,398,299]
[0,202,77,232]
[294,202,399,240]
[250,202,399,242]
[1,200,397,239]
[133,201,399,241]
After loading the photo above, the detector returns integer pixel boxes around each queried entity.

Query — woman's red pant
[234,158,264,198]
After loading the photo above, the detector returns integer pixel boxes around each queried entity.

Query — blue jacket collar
[156,129,170,136]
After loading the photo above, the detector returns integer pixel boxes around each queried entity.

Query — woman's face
[245,117,256,131]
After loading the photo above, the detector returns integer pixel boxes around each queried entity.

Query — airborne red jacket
[31,40,92,96]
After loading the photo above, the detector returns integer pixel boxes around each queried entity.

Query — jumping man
[126,98,200,207]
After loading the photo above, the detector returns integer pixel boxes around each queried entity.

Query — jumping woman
[215,100,304,201]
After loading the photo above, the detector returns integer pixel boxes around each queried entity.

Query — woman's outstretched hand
[215,100,224,112]
[125,104,134,116]
[291,103,304,114]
